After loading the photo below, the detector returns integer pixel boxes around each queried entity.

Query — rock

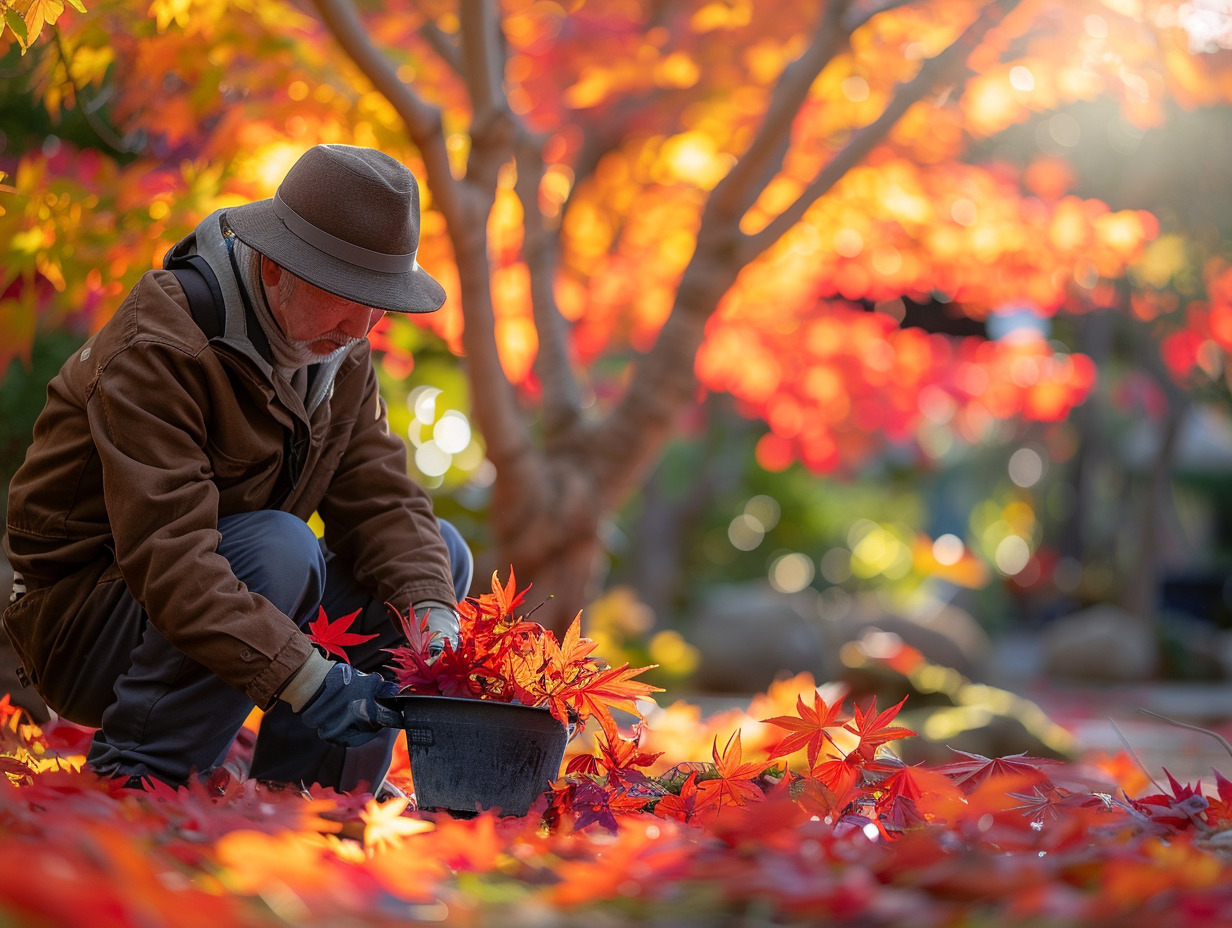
[897,706,1075,765]
[689,583,836,693]
[820,590,992,680]
[1040,603,1158,682]
[688,582,994,693]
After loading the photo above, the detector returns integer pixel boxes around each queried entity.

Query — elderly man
[2,144,471,792]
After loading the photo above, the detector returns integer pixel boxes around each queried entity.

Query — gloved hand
[299,662,402,747]
[413,600,461,658]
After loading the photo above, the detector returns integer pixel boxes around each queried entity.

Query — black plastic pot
[388,695,568,817]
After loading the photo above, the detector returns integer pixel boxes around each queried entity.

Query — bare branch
[420,19,463,76]
[459,0,504,120]
[515,136,584,445]
[744,0,1023,261]
[310,0,453,198]
[52,33,142,154]
[1138,709,1232,761]
[841,0,921,32]
[707,2,850,228]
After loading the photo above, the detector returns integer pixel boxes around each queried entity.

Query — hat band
[272,192,419,274]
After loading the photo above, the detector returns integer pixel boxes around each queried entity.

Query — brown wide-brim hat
[226,144,446,314]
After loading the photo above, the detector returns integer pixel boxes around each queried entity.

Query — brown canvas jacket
[3,256,456,713]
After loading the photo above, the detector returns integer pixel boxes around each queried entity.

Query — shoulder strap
[165,253,226,341]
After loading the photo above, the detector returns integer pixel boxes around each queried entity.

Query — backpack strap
[165,252,226,341]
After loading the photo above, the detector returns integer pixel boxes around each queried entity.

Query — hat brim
[225,200,446,314]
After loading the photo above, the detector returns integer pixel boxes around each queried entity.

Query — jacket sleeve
[88,300,312,708]
[316,360,457,615]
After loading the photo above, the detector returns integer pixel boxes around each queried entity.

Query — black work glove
[299,662,402,747]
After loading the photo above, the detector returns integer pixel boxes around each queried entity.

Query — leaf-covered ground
[3,664,1232,928]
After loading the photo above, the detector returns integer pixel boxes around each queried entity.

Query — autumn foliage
[4,645,1232,925]
[6,0,1232,627]
[6,594,1232,923]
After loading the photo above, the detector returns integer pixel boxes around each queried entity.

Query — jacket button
[240,648,253,660]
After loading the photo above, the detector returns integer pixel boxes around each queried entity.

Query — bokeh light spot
[1008,447,1046,488]
[769,552,815,593]
[932,533,965,566]
[728,513,765,551]
[994,535,1032,575]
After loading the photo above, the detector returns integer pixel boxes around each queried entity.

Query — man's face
[261,257,385,356]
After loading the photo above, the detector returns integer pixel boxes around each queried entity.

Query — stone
[688,583,836,693]
[1040,603,1158,682]
[820,590,992,680]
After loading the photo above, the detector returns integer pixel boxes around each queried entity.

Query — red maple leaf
[1131,768,1210,830]
[877,764,962,806]
[811,756,862,807]
[306,607,378,662]
[934,750,1059,794]
[1204,768,1232,827]
[1005,785,1076,823]
[843,696,916,764]
[762,691,847,769]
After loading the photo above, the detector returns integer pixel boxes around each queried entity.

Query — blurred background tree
[2,0,1231,685]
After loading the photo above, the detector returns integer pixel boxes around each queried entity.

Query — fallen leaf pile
[2,659,1232,928]
[7,577,1232,925]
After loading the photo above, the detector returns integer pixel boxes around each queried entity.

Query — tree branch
[420,18,463,76]
[310,0,453,198]
[707,1,850,228]
[515,135,584,445]
[587,0,1023,506]
[744,0,1023,260]
[461,0,516,191]
[840,0,920,32]
[311,0,534,476]
[459,0,504,122]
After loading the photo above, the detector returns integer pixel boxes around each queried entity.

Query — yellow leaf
[67,45,114,88]
[147,0,191,32]
[361,797,433,852]
[23,0,65,45]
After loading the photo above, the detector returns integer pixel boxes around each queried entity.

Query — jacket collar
[175,210,355,418]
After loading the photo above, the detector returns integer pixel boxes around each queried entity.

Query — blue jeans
[86,510,473,791]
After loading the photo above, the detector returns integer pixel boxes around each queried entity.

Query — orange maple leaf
[811,756,862,806]
[563,661,663,729]
[557,613,599,668]
[695,731,765,814]
[654,771,699,823]
[594,714,663,782]
[305,607,378,662]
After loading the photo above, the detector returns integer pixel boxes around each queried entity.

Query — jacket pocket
[205,437,276,482]
[1,588,49,686]
[0,558,128,723]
